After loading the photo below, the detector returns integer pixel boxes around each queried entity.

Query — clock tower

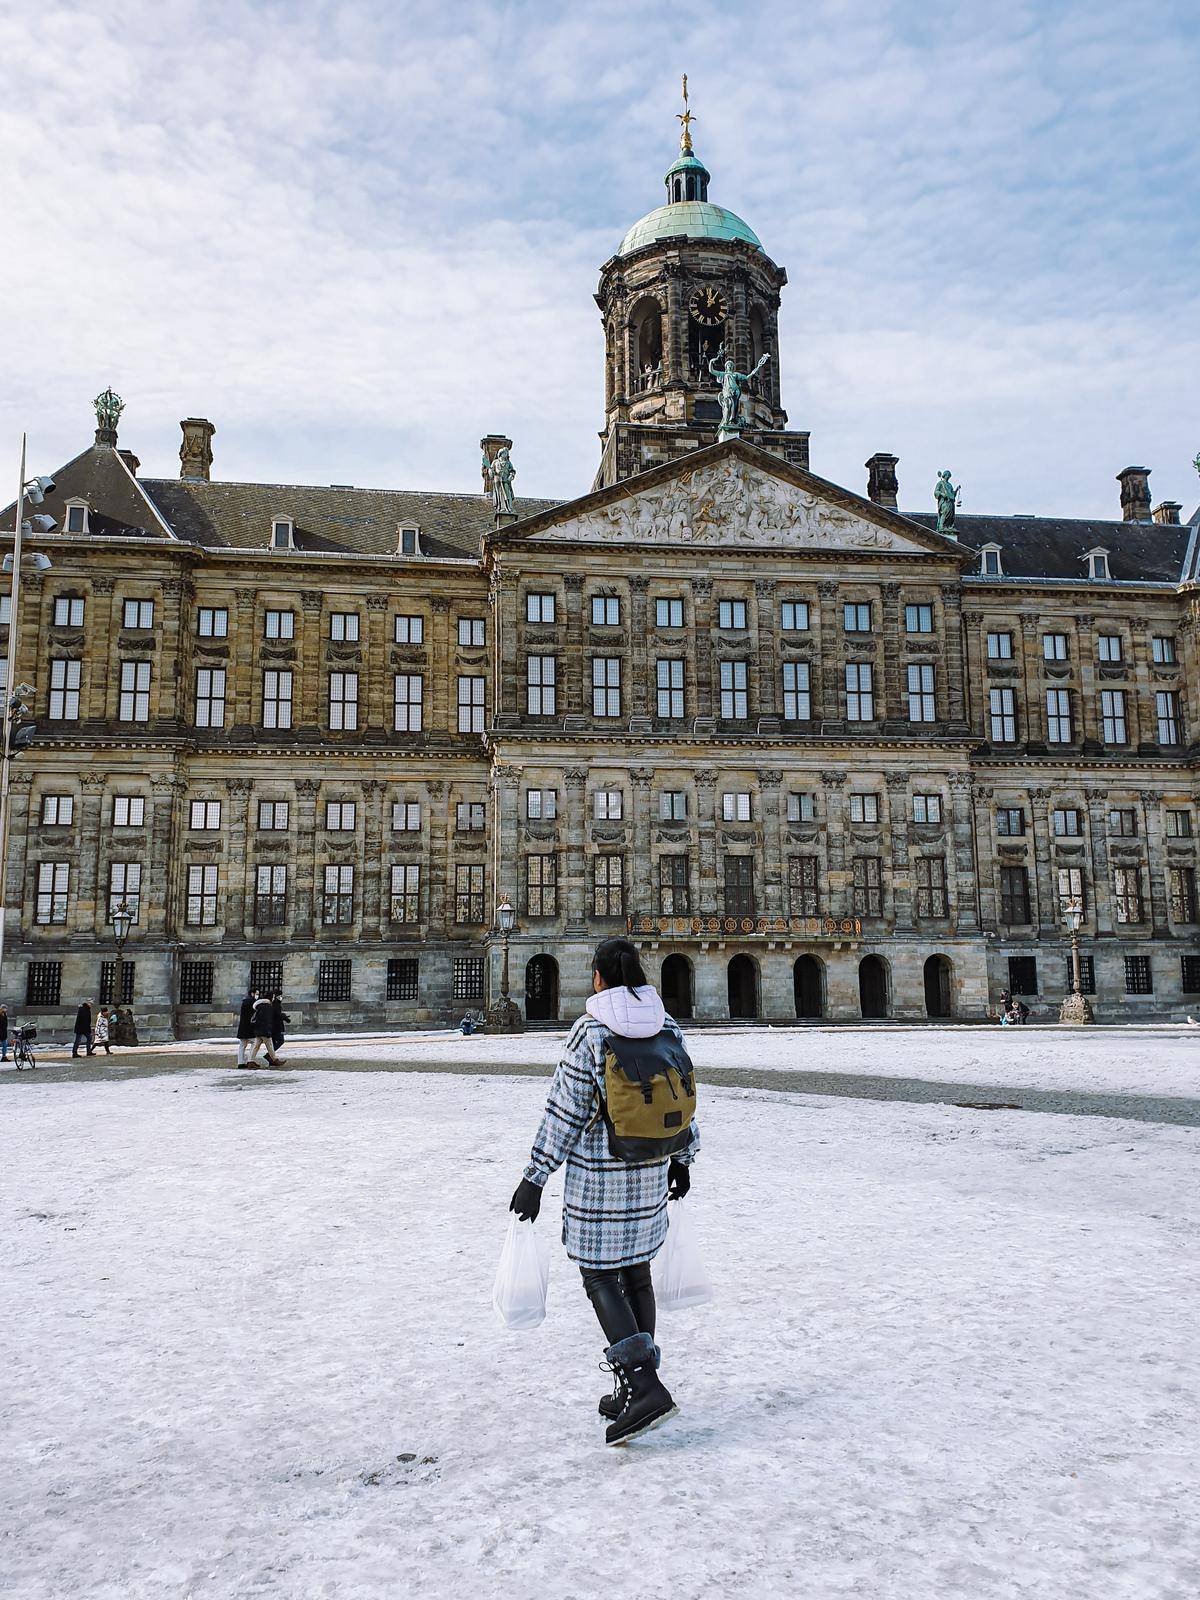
[593,84,807,489]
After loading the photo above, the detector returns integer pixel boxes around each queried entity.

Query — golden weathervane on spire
[677,73,695,153]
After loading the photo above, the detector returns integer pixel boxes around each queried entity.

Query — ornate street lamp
[1059,897,1094,1024]
[487,895,523,1033]
[110,900,140,1045]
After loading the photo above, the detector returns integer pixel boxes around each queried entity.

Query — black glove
[667,1159,691,1200]
[509,1178,542,1222]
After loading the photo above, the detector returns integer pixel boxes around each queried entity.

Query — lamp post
[487,895,523,1032]
[110,899,139,1045]
[1059,897,1094,1024]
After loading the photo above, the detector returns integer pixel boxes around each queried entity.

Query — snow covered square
[3,1033,1199,1598]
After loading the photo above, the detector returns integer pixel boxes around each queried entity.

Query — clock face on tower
[689,285,729,327]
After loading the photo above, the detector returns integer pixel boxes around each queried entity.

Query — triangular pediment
[494,440,967,560]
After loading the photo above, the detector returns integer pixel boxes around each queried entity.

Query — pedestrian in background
[0,1005,8,1062]
[236,987,257,1066]
[93,1006,112,1056]
[270,992,289,1056]
[244,992,287,1068]
[72,1000,94,1059]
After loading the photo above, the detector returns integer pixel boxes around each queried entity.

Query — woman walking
[510,937,698,1446]
[270,991,290,1056]
[93,1005,112,1056]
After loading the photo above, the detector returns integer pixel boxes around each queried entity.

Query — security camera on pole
[0,436,55,996]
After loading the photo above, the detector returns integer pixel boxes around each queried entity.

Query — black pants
[580,1260,656,1347]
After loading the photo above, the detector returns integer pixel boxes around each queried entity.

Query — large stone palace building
[4,115,1200,1036]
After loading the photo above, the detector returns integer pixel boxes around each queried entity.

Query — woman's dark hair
[592,937,648,994]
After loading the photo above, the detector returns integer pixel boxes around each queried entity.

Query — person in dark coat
[0,1005,8,1062]
[72,1001,94,1058]
[243,993,287,1068]
[270,992,289,1054]
[236,988,257,1066]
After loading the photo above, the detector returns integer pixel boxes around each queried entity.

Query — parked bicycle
[12,1024,37,1070]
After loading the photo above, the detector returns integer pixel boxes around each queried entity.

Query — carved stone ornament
[160,577,187,598]
[91,576,115,595]
[630,768,653,788]
[820,771,846,788]
[300,590,324,615]
[226,778,254,797]
[564,768,588,790]
[81,772,109,791]
[884,772,910,790]
[295,778,321,798]
[366,596,388,612]
[235,588,257,609]
[427,781,446,800]
[432,597,451,614]
[694,768,718,788]
[691,578,714,600]
[628,575,649,593]
[757,770,783,788]
[563,573,584,592]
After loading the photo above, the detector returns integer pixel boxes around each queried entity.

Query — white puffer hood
[585,984,667,1039]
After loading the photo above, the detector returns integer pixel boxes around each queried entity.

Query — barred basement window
[1078,955,1095,995]
[594,854,625,917]
[912,794,942,824]
[527,656,556,716]
[49,658,81,720]
[262,670,293,729]
[906,663,936,722]
[591,658,621,718]
[189,799,221,830]
[249,960,283,996]
[318,960,352,1002]
[328,672,358,731]
[1113,867,1144,924]
[656,659,685,718]
[255,864,287,925]
[25,961,62,1006]
[526,854,557,916]
[118,660,151,721]
[390,863,421,922]
[179,961,214,1006]
[999,865,1031,924]
[457,675,486,733]
[780,601,809,631]
[35,862,69,925]
[394,674,424,732]
[186,864,218,926]
[788,855,820,916]
[453,958,484,1003]
[655,597,684,628]
[1100,689,1127,744]
[719,660,748,719]
[781,661,810,721]
[852,856,882,917]
[1124,955,1152,995]
[455,864,485,924]
[1169,866,1198,923]
[394,613,424,644]
[197,607,228,638]
[915,856,948,918]
[322,864,355,925]
[387,958,419,1002]
[989,687,1017,743]
[108,862,141,922]
[99,961,135,1005]
[845,662,873,721]
[526,593,555,625]
[1007,956,1038,996]
[1181,955,1200,994]
[658,855,690,915]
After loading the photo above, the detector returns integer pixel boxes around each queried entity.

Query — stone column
[1074,612,1095,746]
[948,772,979,931]
[490,763,520,915]
[362,779,385,936]
[224,779,253,935]
[365,597,389,733]
[147,775,180,939]
[822,772,848,918]
[88,577,116,721]
[299,591,324,729]
[1085,787,1114,936]
[755,579,777,719]
[495,570,521,721]
[885,771,913,931]
[962,609,985,736]
[1029,787,1056,938]
[692,579,715,718]
[629,767,653,915]
[563,767,588,932]
[759,769,785,915]
[629,578,650,717]
[158,578,187,723]
[941,586,968,733]
[78,774,108,934]
[6,773,33,947]
[1141,789,1168,934]
[695,767,719,916]
[427,779,449,934]
[1019,616,1041,746]
[562,575,584,719]
[972,786,998,930]
[881,582,903,729]
[816,581,842,729]
[292,778,319,937]
[232,588,256,730]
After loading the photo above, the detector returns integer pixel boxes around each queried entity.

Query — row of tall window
[986,629,1177,665]
[994,863,1198,926]
[987,686,1183,745]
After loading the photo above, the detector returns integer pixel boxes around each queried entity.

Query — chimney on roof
[1153,500,1182,526]
[118,448,140,477]
[865,452,899,510]
[180,417,215,482]
[1117,465,1151,522]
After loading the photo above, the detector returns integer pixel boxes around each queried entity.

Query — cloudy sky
[4,0,1198,519]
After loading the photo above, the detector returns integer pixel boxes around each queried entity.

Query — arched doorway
[858,955,889,1019]
[793,955,824,1019]
[661,954,693,1019]
[924,955,953,1019]
[524,955,559,1023]
[727,954,759,1020]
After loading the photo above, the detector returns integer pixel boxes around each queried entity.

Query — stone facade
[3,121,1199,1035]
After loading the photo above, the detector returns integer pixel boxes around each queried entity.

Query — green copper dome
[617,200,763,257]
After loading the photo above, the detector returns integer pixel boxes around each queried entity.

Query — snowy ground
[130,1021,1200,1099]
[4,1066,1199,1599]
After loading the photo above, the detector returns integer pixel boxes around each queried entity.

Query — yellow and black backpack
[597,1028,697,1162]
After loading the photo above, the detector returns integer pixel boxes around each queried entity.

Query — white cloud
[2,0,1198,517]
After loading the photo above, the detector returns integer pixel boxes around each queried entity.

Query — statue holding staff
[708,343,770,432]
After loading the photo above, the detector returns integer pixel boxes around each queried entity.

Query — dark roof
[905,511,1195,584]
[0,443,172,540]
[142,478,560,558]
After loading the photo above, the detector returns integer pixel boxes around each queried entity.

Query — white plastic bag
[652,1199,714,1311]
[493,1215,550,1331]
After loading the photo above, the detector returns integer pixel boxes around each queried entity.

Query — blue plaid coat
[523,1012,699,1270]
